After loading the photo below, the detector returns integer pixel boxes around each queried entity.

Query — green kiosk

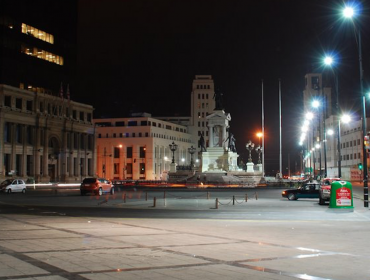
[329,181,354,209]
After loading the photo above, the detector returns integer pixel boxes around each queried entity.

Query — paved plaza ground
[0,188,369,280]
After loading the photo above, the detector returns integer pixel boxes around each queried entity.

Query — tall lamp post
[324,55,342,178]
[188,146,196,167]
[169,142,178,164]
[312,100,323,177]
[341,5,368,207]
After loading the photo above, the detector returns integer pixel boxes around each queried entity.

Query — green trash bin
[329,181,354,209]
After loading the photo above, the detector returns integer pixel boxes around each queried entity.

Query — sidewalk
[0,198,370,280]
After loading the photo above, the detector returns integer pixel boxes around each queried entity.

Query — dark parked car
[282,182,320,200]
[80,178,114,196]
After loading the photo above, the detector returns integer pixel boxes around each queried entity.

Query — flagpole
[261,79,265,177]
[279,79,282,176]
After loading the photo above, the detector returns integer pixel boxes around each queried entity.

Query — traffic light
[365,135,370,150]
[358,163,363,170]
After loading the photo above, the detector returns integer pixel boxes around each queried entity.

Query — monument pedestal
[256,163,262,173]
[201,148,238,172]
[246,162,254,173]
[170,163,177,173]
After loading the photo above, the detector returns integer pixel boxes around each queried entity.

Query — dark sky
[76,0,370,175]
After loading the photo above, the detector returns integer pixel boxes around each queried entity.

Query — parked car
[281,181,320,200]
[0,179,26,194]
[80,178,114,196]
[319,178,341,205]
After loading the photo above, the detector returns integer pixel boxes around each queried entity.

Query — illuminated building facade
[0,84,95,183]
[302,73,367,180]
[94,115,194,180]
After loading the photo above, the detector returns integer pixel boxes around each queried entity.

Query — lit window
[22,23,54,44]
[21,44,63,65]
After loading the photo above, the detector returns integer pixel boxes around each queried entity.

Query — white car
[0,179,27,193]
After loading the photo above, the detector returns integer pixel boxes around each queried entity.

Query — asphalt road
[0,186,368,220]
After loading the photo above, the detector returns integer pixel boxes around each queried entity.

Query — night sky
[76,0,370,175]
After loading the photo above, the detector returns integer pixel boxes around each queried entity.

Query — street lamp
[256,132,262,146]
[341,4,368,207]
[312,100,323,177]
[255,145,262,164]
[246,140,255,163]
[188,146,196,167]
[324,55,342,178]
[169,142,178,164]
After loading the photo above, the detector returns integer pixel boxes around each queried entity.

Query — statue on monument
[228,133,237,152]
[213,126,222,147]
[213,90,224,110]
[225,130,236,152]
[199,133,207,152]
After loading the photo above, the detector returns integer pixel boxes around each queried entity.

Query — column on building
[61,128,67,182]
[83,134,88,177]
[208,124,214,147]
[69,132,74,179]
[22,125,27,177]
[11,123,16,174]
[222,125,227,149]
[77,132,81,179]
[42,126,49,178]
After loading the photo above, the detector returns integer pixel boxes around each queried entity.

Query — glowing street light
[312,100,320,108]
[343,6,354,18]
[324,56,333,66]
[256,132,263,146]
[305,112,314,120]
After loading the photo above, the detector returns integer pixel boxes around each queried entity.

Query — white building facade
[94,115,195,180]
[302,73,367,181]
[0,85,95,183]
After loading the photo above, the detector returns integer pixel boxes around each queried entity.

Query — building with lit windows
[94,114,195,180]
[302,73,368,180]
[0,0,77,94]
[0,1,94,183]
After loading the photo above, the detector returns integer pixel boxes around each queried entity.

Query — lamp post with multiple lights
[169,142,178,172]
[188,146,196,168]
[341,4,368,207]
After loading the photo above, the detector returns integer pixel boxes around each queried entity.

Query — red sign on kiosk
[335,187,352,206]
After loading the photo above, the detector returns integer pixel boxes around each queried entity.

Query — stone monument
[201,110,239,172]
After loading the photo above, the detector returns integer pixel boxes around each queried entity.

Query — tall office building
[0,0,94,183]
[190,75,216,149]
[0,0,77,94]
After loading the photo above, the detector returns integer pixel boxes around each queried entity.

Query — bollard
[245,194,248,202]
[215,198,219,209]
[164,191,166,199]
[207,192,210,200]
[145,192,148,201]
[123,193,126,203]
[255,192,258,200]
[153,197,157,208]
[233,195,235,205]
